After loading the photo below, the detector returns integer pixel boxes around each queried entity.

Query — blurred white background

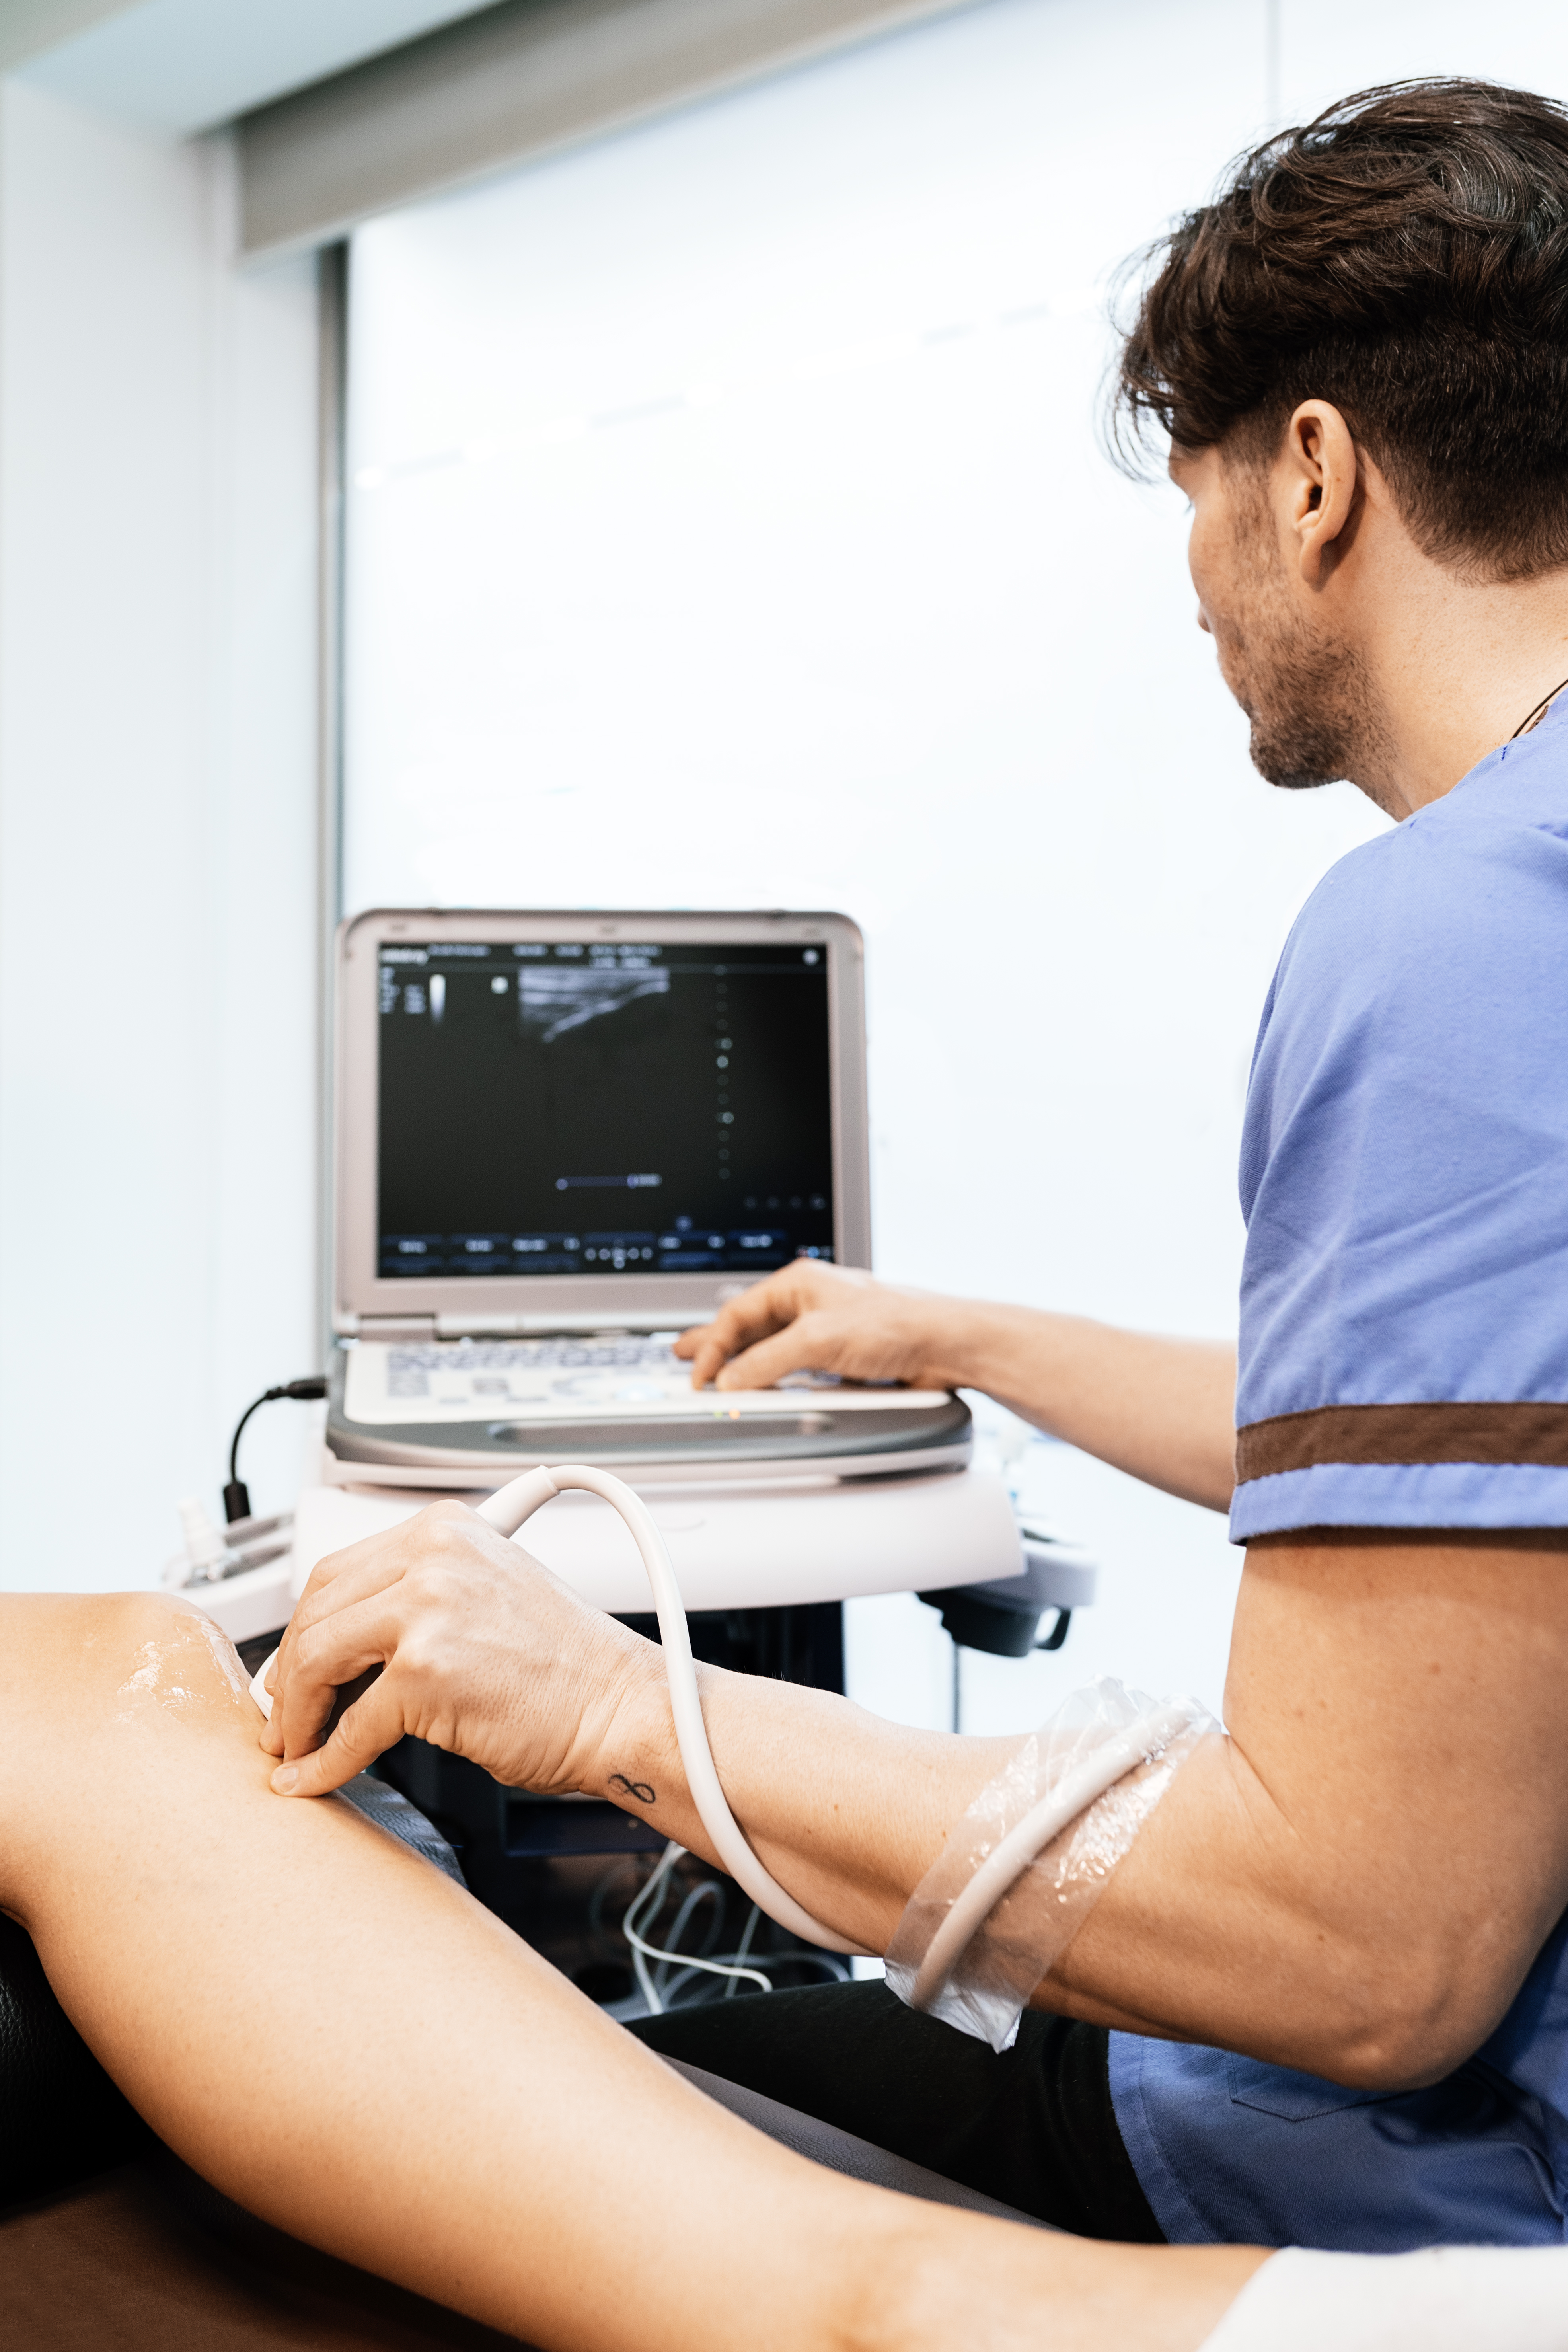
[4,0,1568,1711]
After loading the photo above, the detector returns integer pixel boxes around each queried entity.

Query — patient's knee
[0,1594,265,1941]
[0,1590,251,1750]
[95,1592,251,1722]
[0,1594,256,1898]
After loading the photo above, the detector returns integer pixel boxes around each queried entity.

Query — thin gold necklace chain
[1512,674,1568,739]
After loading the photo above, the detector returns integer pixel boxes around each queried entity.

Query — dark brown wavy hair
[1114,79,1568,579]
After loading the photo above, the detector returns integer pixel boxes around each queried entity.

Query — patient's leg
[0,1594,1261,2352]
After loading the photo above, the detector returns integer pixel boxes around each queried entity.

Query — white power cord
[475,1463,865,1956]
[622,1840,773,2013]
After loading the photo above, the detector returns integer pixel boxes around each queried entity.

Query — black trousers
[629,1980,1163,2241]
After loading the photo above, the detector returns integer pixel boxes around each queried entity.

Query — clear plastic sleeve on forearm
[884,1676,1217,2052]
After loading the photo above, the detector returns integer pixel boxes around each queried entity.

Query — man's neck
[1346,558,1568,819]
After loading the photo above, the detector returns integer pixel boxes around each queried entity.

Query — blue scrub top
[1111,701,1568,2249]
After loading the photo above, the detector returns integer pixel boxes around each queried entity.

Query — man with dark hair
[1118,76,1568,800]
[268,82,1568,2257]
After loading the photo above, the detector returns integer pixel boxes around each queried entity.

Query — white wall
[0,81,320,1591]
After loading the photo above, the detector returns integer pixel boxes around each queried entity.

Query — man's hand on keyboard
[677,1273,1239,1514]
[675,1262,960,1392]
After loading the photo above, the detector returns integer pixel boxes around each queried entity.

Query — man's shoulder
[1233,714,1568,1538]
[1274,739,1568,1008]
[1241,729,1568,1216]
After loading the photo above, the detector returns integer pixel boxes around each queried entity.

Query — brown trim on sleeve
[1235,1401,1568,1483]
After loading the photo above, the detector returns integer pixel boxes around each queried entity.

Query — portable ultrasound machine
[199,906,1089,1655]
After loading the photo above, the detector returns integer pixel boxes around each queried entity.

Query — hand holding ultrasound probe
[252,1455,1196,1974]
[253,1462,865,1954]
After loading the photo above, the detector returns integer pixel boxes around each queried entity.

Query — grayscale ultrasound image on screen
[516,963,671,1041]
[377,941,834,1279]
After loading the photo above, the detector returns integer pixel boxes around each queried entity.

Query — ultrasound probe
[249,1462,864,1954]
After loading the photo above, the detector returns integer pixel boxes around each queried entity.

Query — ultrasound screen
[377,941,834,1280]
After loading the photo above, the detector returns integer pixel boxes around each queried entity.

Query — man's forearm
[598,1537,1568,2091]
[682,1267,1236,1511]
[597,1664,1309,2056]
[601,1659,1011,1953]
[917,1303,1236,1511]
[601,1664,1510,2089]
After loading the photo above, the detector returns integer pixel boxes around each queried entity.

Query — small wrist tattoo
[609,1772,656,1806]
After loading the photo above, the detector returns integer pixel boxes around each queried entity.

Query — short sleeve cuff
[1230,1460,1568,1541]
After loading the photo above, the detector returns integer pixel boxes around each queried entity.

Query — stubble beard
[1241,611,1370,791]
[1219,474,1392,796]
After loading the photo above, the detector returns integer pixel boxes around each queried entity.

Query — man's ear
[1283,400,1360,587]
